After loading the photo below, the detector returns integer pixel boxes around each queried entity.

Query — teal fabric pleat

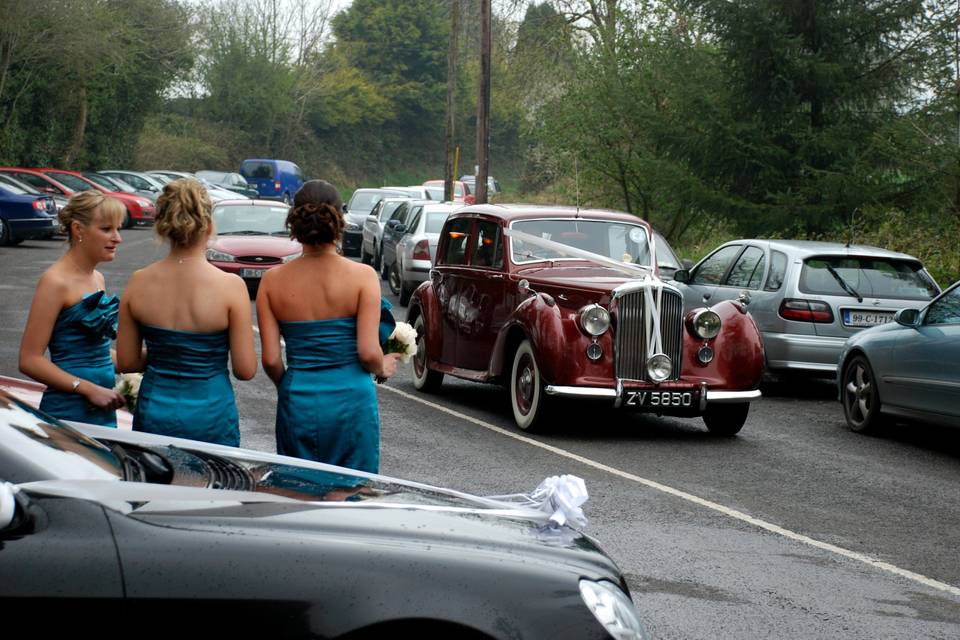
[39,291,118,428]
[133,324,239,446]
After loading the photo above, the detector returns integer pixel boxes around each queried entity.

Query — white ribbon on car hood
[487,474,589,529]
[503,227,668,359]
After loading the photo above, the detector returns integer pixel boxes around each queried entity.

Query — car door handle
[738,291,751,304]
[489,273,504,279]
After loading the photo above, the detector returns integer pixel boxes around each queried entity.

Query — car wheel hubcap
[845,364,872,425]
[414,325,426,378]
[515,355,535,415]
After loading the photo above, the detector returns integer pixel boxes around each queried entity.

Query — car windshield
[85,173,131,192]
[425,186,444,200]
[800,256,939,301]
[48,173,92,193]
[197,170,227,183]
[0,175,38,193]
[241,161,275,179]
[214,204,289,235]
[0,395,121,482]
[511,218,652,265]
[0,181,29,195]
[425,211,452,233]
[653,231,682,270]
[349,192,391,214]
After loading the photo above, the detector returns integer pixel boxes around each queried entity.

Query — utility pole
[475,0,491,204]
[444,0,460,203]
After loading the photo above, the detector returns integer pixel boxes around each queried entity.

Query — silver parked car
[98,170,165,202]
[344,188,410,256]
[147,170,246,203]
[360,197,412,270]
[387,201,462,306]
[674,240,940,376]
[838,280,960,431]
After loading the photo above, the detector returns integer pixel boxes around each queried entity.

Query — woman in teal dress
[19,191,127,427]
[116,179,256,445]
[257,180,400,473]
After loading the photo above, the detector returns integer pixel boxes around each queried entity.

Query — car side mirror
[894,308,920,327]
[673,269,691,283]
[395,224,406,234]
[387,220,400,229]
[342,204,348,212]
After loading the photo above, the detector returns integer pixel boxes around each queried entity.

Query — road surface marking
[381,384,960,599]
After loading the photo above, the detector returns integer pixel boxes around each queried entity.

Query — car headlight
[646,353,672,382]
[282,252,300,263]
[205,249,235,262]
[136,199,151,208]
[579,579,649,640]
[692,309,721,340]
[580,304,611,336]
[344,222,361,232]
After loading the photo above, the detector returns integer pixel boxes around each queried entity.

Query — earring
[79,236,83,243]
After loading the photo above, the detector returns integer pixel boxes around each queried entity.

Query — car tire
[388,263,402,296]
[0,219,10,246]
[412,314,443,392]
[360,245,372,265]
[380,252,389,281]
[122,209,132,229]
[373,244,382,271]
[399,279,414,307]
[702,403,749,436]
[841,354,885,433]
[510,339,549,432]
[282,192,291,205]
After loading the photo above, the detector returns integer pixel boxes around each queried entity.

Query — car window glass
[653,231,681,269]
[123,174,150,190]
[242,161,275,179]
[472,220,503,269]
[800,257,939,301]
[725,246,765,289]
[691,245,742,285]
[426,211,452,233]
[213,205,288,235]
[380,201,402,222]
[408,209,423,233]
[925,286,960,325]
[441,218,472,265]
[0,181,27,195]
[389,203,408,223]
[765,250,788,291]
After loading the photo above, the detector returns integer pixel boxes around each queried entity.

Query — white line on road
[381,384,960,599]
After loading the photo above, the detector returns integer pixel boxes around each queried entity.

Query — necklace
[300,250,334,258]
[171,255,204,264]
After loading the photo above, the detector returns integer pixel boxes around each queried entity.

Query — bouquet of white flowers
[114,373,143,412]
[383,321,418,363]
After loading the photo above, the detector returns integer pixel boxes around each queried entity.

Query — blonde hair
[154,178,212,248]
[59,190,126,244]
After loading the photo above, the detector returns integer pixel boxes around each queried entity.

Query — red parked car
[0,168,155,228]
[205,200,302,293]
[408,205,764,434]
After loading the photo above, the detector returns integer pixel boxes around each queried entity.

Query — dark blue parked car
[0,183,58,245]
[239,159,305,204]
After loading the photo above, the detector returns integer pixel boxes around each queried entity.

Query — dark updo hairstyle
[286,180,344,245]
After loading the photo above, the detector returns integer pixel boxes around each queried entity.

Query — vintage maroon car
[408,205,764,434]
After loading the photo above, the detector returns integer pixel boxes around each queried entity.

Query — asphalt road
[2,231,959,639]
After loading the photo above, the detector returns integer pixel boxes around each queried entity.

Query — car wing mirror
[386,220,400,229]
[673,269,691,283]
[894,308,920,327]
[395,224,406,234]
[342,204,348,212]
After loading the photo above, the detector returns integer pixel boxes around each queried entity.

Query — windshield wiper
[824,264,863,302]
[219,230,266,236]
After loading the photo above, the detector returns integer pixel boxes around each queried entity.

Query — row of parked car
[0,159,308,245]
[332,190,957,435]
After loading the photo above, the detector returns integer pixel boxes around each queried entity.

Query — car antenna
[574,155,581,218]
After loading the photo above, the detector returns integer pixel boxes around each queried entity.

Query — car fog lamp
[586,342,603,361]
[693,309,722,340]
[579,579,649,640]
[646,354,672,382]
[580,304,611,336]
[697,345,715,364]
[205,248,235,263]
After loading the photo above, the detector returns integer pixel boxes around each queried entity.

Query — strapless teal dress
[276,300,396,473]
[133,325,239,446]
[39,290,119,427]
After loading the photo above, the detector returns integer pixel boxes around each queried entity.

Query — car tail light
[779,298,834,323]
[32,199,46,211]
[274,181,281,191]
[413,239,430,261]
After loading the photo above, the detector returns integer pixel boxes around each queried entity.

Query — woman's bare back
[263,253,373,322]
[127,260,241,332]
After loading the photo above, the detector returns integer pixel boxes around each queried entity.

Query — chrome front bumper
[544,384,761,411]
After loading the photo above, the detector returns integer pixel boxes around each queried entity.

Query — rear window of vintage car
[214,205,288,235]
[512,219,651,264]
[241,161,275,179]
[799,257,939,300]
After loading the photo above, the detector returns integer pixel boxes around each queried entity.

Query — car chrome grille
[238,255,281,265]
[190,450,254,491]
[613,287,684,382]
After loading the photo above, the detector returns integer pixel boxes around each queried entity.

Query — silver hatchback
[674,240,940,376]
[388,202,462,306]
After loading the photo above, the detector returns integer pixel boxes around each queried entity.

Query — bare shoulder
[346,258,378,281]
[36,265,70,298]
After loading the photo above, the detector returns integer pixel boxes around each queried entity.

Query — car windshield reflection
[214,205,288,236]
[511,219,652,265]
